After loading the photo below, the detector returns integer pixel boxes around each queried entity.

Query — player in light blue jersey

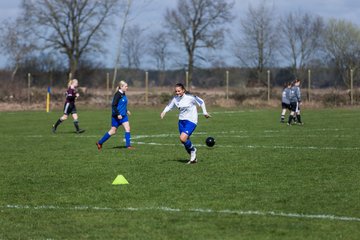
[96,80,134,150]
[161,83,210,164]
[287,79,303,125]
[280,82,291,123]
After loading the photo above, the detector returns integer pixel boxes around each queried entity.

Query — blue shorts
[111,115,129,128]
[178,120,197,136]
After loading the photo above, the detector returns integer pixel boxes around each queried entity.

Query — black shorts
[289,102,299,112]
[63,102,77,115]
[282,102,290,110]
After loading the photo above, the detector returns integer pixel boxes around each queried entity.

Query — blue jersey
[112,90,128,117]
[289,86,301,103]
[281,88,291,104]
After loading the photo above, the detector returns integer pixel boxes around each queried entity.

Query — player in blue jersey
[96,80,134,150]
[280,82,291,123]
[287,79,303,125]
[52,79,85,134]
[161,83,210,164]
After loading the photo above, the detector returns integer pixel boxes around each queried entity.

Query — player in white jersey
[161,83,210,164]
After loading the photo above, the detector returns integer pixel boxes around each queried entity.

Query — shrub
[322,90,347,107]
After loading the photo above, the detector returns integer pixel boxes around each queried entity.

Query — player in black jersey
[52,79,85,133]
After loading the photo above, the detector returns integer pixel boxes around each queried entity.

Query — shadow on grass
[52,131,80,134]
[112,146,128,149]
[175,159,190,164]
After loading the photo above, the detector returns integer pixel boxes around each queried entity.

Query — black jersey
[65,87,77,103]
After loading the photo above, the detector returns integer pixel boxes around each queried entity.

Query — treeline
[0,0,359,90]
[0,66,352,90]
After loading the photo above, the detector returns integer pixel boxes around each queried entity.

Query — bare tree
[234,1,278,85]
[324,18,360,87]
[280,11,324,78]
[0,18,36,81]
[112,0,155,89]
[165,0,234,87]
[21,0,120,79]
[112,0,132,90]
[122,24,147,69]
[148,31,172,85]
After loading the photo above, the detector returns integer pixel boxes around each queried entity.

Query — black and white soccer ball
[205,137,215,147]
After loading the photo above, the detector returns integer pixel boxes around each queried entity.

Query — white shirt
[162,93,208,124]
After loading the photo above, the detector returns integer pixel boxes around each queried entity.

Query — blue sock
[125,132,131,147]
[183,139,194,154]
[99,132,111,145]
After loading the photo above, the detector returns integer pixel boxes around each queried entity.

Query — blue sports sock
[183,139,194,154]
[125,132,131,147]
[99,132,111,145]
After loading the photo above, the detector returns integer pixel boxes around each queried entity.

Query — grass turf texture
[1,108,360,239]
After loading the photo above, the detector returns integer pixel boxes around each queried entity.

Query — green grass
[1,107,360,239]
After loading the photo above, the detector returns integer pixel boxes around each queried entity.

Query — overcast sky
[0,0,359,68]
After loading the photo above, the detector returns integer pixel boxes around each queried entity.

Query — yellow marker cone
[112,175,129,185]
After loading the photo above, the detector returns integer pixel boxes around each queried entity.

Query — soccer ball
[205,137,215,147]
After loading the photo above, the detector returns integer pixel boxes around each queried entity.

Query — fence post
[185,71,189,91]
[145,71,149,105]
[267,70,270,102]
[308,69,311,102]
[226,70,229,100]
[28,73,31,105]
[350,69,354,105]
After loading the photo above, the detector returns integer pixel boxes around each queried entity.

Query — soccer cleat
[126,146,136,150]
[52,125,56,133]
[96,142,102,150]
[76,129,85,134]
[187,159,197,164]
[287,123,291,126]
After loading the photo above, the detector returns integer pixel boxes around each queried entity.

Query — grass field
[1,107,360,239]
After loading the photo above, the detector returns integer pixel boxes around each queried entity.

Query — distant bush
[322,90,347,107]
[159,92,172,104]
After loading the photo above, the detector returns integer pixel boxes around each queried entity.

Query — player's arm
[161,97,176,119]
[112,92,122,117]
[194,96,211,118]
[297,88,302,104]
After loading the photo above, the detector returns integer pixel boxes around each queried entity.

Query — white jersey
[162,93,208,124]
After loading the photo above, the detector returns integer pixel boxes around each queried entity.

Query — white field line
[24,132,359,150]
[24,128,355,139]
[2,204,360,222]
[133,141,360,151]
[24,133,353,139]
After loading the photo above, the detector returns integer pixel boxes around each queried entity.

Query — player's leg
[96,117,119,150]
[72,113,85,133]
[96,126,117,150]
[52,114,68,133]
[178,120,197,163]
[179,132,193,152]
[287,112,294,125]
[296,109,303,124]
[52,103,71,133]
[280,107,286,123]
[122,120,133,148]
[287,102,297,125]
